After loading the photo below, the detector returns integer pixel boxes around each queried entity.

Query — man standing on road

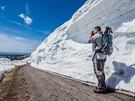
[87,26,107,93]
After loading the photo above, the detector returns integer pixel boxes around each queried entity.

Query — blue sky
[0,0,87,54]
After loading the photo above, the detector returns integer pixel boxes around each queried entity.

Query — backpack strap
[99,33,105,50]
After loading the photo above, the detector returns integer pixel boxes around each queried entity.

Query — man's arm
[87,35,96,44]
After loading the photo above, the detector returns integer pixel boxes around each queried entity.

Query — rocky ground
[0,65,134,101]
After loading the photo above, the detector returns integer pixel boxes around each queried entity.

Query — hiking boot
[94,87,107,94]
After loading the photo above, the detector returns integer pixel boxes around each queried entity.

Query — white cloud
[19,13,32,25]
[0,33,41,53]
[2,18,50,35]
[35,30,51,35]
[14,36,28,41]
[1,5,7,11]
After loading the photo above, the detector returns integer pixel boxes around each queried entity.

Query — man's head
[93,26,101,34]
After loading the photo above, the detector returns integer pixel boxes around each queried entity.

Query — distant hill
[0,53,31,60]
[0,52,31,56]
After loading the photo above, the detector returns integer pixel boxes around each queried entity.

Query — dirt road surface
[0,65,134,101]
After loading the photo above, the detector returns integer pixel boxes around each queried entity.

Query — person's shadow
[106,61,135,93]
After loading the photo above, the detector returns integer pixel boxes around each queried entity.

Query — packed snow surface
[31,0,135,93]
[0,58,29,80]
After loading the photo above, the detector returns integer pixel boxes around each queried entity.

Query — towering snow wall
[31,0,135,93]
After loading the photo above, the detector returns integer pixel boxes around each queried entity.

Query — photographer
[87,26,107,93]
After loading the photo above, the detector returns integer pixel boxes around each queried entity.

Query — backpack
[100,27,113,56]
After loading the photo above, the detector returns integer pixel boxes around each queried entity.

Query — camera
[91,31,94,36]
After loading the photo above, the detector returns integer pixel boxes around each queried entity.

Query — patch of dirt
[0,67,31,101]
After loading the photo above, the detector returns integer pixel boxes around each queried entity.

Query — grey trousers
[93,58,106,89]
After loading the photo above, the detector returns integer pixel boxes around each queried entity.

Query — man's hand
[88,31,94,38]
[87,31,95,43]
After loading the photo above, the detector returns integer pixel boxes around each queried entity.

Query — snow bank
[0,58,29,80]
[31,0,135,93]
[116,19,135,32]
